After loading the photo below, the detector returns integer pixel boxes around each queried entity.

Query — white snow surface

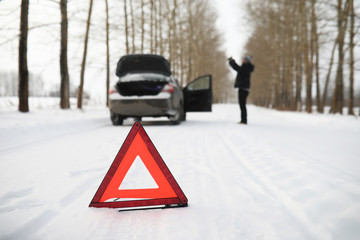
[1,100,360,240]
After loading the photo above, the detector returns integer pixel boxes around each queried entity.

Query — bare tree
[150,0,154,53]
[78,0,93,109]
[294,1,303,111]
[300,0,312,113]
[347,0,355,115]
[244,0,360,113]
[321,41,337,112]
[311,0,321,113]
[105,0,110,106]
[330,0,349,114]
[158,0,164,55]
[129,0,135,53]
[123,0,129,54]
[60,0,70,109]
[18,0,29,112]
[103,0,232,103]
[140,0,145,53]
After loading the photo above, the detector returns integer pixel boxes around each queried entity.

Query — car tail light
[109,87,118,95]
[161,83,174,93]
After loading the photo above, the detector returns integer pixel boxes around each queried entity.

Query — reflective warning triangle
[89,122,188,209]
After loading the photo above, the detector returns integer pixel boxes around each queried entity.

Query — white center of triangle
[118,155,159,190]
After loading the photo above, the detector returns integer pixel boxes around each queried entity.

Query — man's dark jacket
[229,60,255,90]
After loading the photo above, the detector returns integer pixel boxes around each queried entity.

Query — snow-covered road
[1,104,359,239]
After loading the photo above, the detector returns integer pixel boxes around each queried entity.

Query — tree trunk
[78,0,93,109]
[129,0,135,53]
[150,0,154,53]
[171,0,177,75]
[186,1,193,84]
[311,0,321,113]
[283,0,293,109]
[154,0,158,54]
[321,40,337,112]
[300,0,312,113]
[123,0,129,54]
[105,0,110,107]
[347,0,355,115]
[140,0,145,53]
[330,0,349,114]
[295,2,302,111]
[18,0,29,113]
[60,0,70,109]
[158,0,163,55]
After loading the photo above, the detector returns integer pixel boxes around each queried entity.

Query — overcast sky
[213,0,252,60]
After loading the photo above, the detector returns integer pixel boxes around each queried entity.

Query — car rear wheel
[182,112,186,121]
[110,112,124,126]
[169,105,184,125]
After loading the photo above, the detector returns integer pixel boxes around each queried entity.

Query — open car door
[183,74,212,112]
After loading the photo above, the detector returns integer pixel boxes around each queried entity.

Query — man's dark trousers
[238,89,249,123]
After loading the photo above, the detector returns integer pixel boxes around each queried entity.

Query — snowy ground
[1,99,360,240]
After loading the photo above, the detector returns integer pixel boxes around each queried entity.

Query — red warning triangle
[89,122,188,209]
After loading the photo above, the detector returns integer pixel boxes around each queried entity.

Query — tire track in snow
[217,126,332,240]
[177,121,279,238]
[2,174,102,239]
[0,118,110,156]
[0,117,116,239]
[3,210,57,240]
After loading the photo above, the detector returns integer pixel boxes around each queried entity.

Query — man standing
[228,56,255,124]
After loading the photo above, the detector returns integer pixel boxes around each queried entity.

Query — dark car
[109,54,212,125]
